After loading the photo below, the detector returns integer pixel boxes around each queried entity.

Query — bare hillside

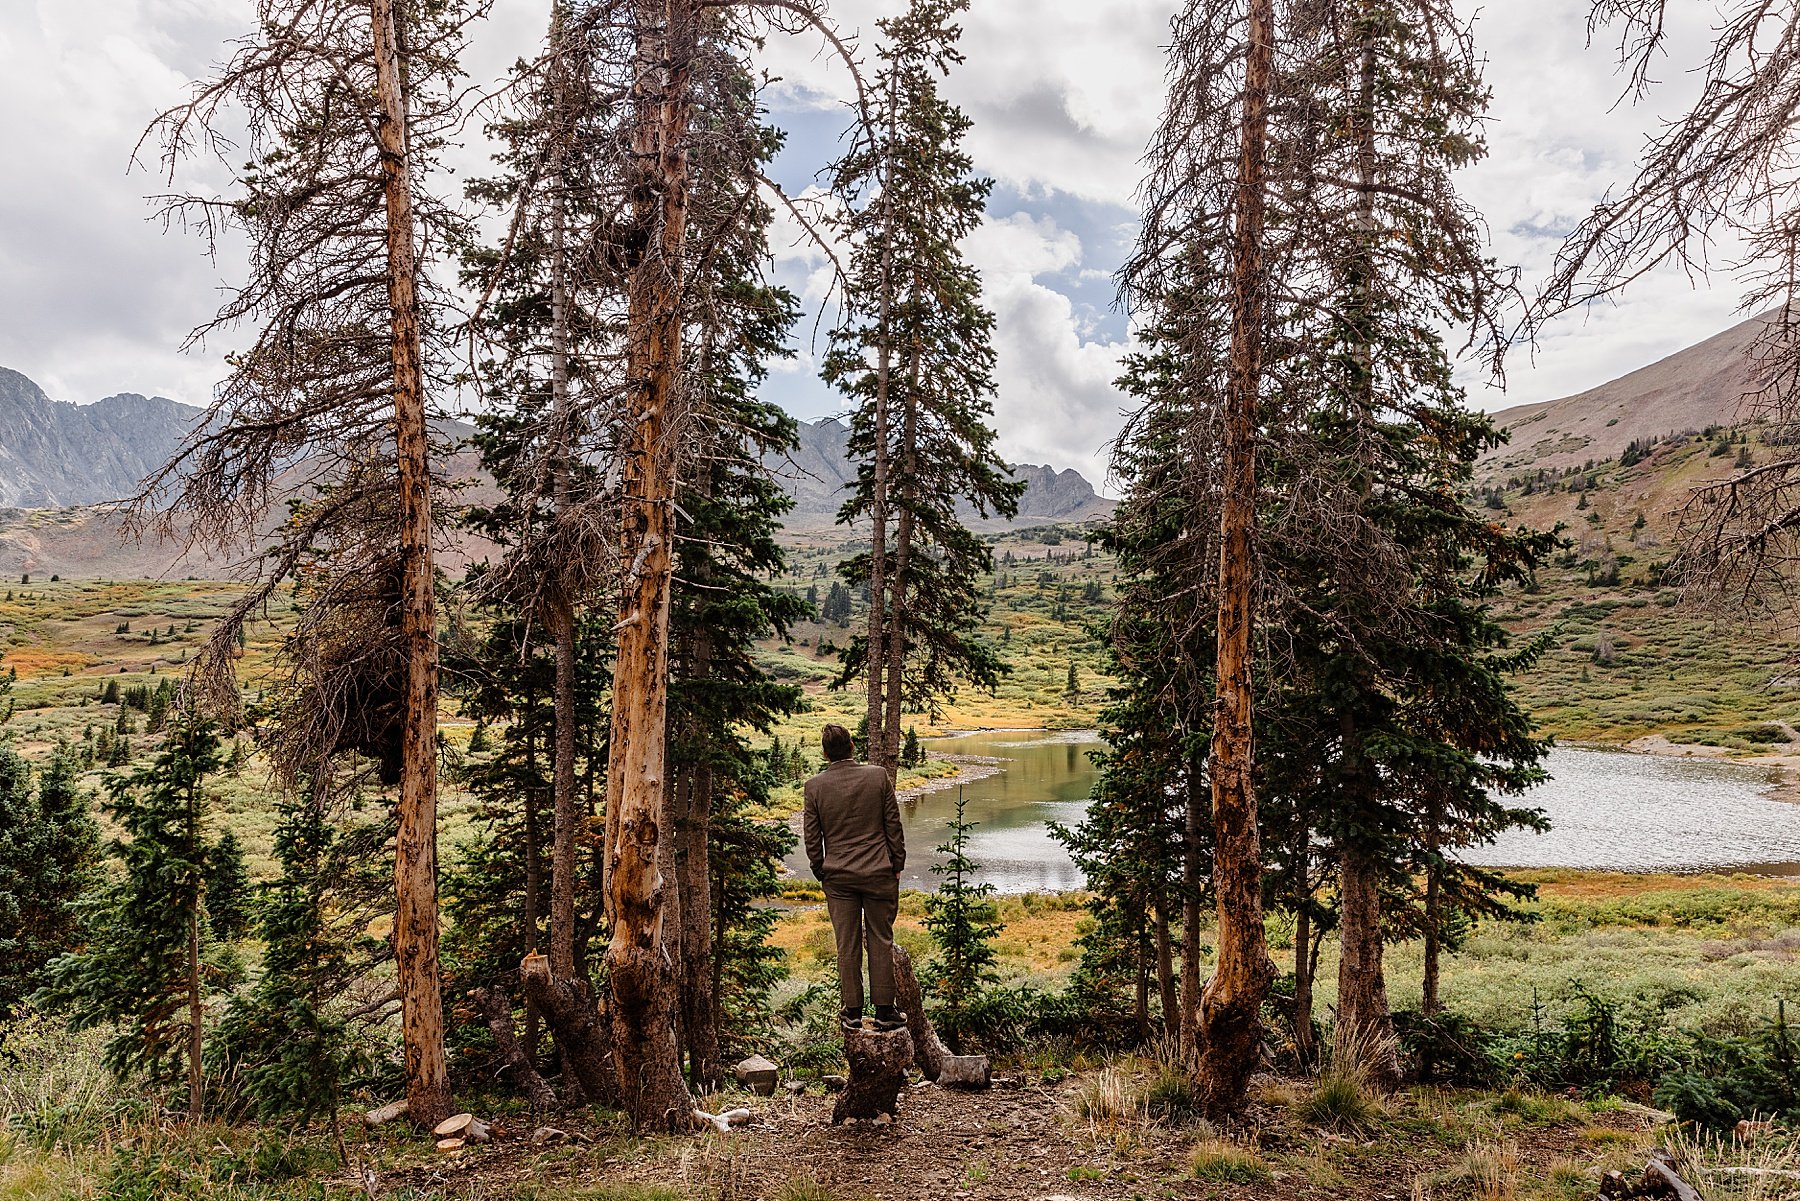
[1482,315,1765,476]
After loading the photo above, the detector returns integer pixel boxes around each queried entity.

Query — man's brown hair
[820,723,855,763]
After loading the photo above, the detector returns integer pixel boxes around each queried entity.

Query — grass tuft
[1189,1138,1272,1185]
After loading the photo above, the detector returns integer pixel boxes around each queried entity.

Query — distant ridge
[0,368,202,508]
[0,371,1113,576]
[1483,315,1766,476]
[767,417,1115,530]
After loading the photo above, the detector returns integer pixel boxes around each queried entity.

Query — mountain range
[0,368,1113,575]
[0,368,202,509]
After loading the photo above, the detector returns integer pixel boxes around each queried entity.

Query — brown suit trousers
[823,873,900,1009]
[803,760,906,1009]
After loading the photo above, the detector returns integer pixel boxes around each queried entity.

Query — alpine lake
[787,732,1800,893]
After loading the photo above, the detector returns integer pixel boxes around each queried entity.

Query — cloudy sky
[0,0,1747,487]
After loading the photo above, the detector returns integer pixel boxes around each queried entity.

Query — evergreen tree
[1108,0,1541,1104]
[0,746,99,1014]
[36,715,224,1120]
[924,789,1002,1051]
[900,726,924,769]
[215,786,378,1122]
[444,609,610,995]
[206,830,253,943]
[665,31,811,1085]
[827,0,1023,774]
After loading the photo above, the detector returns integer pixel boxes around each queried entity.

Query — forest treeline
[5,0,1800,1144]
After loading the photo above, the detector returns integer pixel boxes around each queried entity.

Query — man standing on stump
[804,723,908,1032]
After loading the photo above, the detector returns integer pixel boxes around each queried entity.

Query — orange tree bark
[603,0,697,1133]
[370,0,451,1129]
[1196,0,1278,1118]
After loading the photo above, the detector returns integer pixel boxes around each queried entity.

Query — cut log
[531,1126,567,1146]
[471,986,558,1112]
[891,945,991,1089]
[435,1138,465,1153]
[734,1054,779,1096]
[364,1099,409,1127]
[519,953,615,1106]
[432,1113,491,1144]
[832,1026,913,1125]
[1643,1154,1702,1201]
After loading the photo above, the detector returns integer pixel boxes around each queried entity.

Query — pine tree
[0,746,99,1015]
[663,24,812,1085]
[925,789,1002,1051]
[215,786,379,1122]
[132,0,486,1125]
[828,0,1022,775]
[36,715,224,1120]
[900,726,924,769]
[206,830,253,943]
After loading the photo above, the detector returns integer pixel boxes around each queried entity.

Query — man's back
[803,759,905,880]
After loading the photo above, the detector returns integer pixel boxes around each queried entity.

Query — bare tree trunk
[471,986,558,1112]
[1422,793,1443,1016]
[186,775,204,1123]
[1180,755,1204,1062]
[1196,0,1278,1118]
[676,762,721,1089]
[521,724,544,1055]
[1134,932,1151,1043]
[1154,898,1178,1041]
[603,0,695,1133]
[1293,896,1316,1068]
[1336,845,1400,1087]
[547,1,583,988]
[1331,10,1400,1091]
[371,0,450,1129]
[879,331,919,778]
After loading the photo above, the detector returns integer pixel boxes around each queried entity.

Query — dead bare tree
[129,0,490,1128]
[1537,2,1800,625]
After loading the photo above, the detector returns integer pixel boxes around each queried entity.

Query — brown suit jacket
[802,759,905,881]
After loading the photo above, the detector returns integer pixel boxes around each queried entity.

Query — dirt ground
[374,1072,1671,1201]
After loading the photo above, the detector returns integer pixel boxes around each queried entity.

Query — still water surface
[783,733,1800,893]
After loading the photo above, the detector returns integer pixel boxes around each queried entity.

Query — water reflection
[783,730,1101,892]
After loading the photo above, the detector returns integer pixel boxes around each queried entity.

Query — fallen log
[832,1026,913,1125]
[891,945,991,1088]
[1601,1152,1704,1200]
[363,1099,409,1128]
[519,953,615,1106]
[470,986,557,1113]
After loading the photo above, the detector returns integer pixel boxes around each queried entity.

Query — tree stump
[832,1026,913,1125]
[519,953,615,1106]
[734,1054,779,1096]
[891,945,991,1088]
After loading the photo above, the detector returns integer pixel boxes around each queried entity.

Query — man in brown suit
[803,723,907,1031]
